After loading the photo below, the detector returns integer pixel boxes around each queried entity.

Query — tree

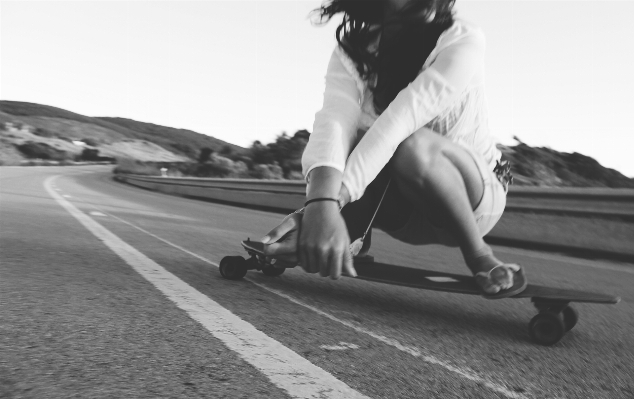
[247,130,310,178]
[220,145,234,156]
[198,147,214,163]
[80,148,101,161]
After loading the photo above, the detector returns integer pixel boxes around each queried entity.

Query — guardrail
[115,174,634,261]
[116,174,306,210]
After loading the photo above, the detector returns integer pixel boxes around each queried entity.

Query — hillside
[0,101,243,163]
[499,138,634,188]
[97,117,241,159]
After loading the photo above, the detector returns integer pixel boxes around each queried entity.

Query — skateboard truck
[218,238,299,280]
[528,298,579,345]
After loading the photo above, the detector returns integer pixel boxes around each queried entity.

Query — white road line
[92,203,529,399]
[320,343,360,351]
[44,175,369,399]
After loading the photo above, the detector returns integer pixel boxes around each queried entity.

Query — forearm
[305,166,352,209]
[301,47,361,191]
[307,166,342,199]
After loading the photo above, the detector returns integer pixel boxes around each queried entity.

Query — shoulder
[436,18,485,50]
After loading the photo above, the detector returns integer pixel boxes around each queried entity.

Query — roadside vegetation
[117,130,634,188]
[114,130,308,180]
[1,100,632,187]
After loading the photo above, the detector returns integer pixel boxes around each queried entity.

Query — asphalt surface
[1,166,632,399]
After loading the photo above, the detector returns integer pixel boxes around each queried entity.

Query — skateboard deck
[229,239,620,346]
[240,240,619,304]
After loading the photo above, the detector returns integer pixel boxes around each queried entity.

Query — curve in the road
[44,174,370,399]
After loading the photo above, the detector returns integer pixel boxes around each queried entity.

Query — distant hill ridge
[498,138,634,188]
[0,100,243,160]
[1,100,632,188]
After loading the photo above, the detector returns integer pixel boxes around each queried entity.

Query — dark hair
[312,0,455,114]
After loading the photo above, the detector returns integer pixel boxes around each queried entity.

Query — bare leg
[390,128,514,293]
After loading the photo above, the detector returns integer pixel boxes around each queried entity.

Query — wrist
[305,197,342,210]
[304,200,340,213]
[306,167,342,199]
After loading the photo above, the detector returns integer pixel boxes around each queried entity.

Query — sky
[1,0,634,177]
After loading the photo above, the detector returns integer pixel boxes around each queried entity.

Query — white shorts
[380,144,507,247]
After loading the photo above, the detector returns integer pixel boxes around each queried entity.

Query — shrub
[194,154,234,177]
[219,145,234,157]
[228,161,250,178]
[76,148,115,163]
[16,141,69,161]
[33,127,55,138]
[81,138,99,146]
[247,130,309,178]
[250,163,284,180]
[287,170,305,180]
[198,147,214,164]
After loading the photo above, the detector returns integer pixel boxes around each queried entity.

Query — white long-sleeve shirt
[302,18,501,202]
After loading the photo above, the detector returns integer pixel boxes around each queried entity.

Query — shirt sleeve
[342,26,486,202]
[301,47,362,180]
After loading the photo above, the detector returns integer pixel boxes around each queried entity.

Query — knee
[392,128,444,184]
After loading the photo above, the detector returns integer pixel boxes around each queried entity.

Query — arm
[300,48,363,278]
[301,47,362,181]
[342,28,486,202]
[264,47,361,279]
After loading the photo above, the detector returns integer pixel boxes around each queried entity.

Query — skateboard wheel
[219,256,248,280]
[262,266,285,277]
[529,311,566,346]
[562,306,579,332]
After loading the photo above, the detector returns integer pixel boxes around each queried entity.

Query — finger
[261,215,298,244]
[342,246,357,278]
[304,244,322,274]
[329,247,343,280]
[298,240,316,274]
[318,246,330,278]
[274,253,299,262]
[304,248,319,274]
[264,241,296,257]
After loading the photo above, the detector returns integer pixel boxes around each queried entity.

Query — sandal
[475,263,528,299]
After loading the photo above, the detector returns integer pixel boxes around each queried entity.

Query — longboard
[217,239,621,346]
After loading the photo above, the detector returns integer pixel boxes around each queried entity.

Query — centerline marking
[79,195,529,399]
[45,175,369,399]
[320,342,360,351]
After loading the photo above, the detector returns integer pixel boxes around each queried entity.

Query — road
[1,166,632,399]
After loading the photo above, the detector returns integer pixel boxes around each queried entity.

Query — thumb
[261,214,298,244]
